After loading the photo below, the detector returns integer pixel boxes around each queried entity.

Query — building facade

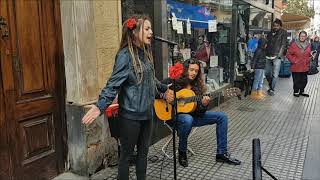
[61,0,279,176]
[0,0,283,179]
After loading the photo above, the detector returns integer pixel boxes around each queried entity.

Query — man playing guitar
[161,58,241,167]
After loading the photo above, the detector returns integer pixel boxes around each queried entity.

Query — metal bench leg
[162,124,198,158]
[161,136,174,159]
[186,127,198,156]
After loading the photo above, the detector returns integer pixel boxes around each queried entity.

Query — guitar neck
[184,91,223,103]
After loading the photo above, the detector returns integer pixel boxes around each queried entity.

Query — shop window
[167,0,233,91]
[233,1,272,83]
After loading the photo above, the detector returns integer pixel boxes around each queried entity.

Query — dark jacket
[311,41,320,51]
[161,78,208,117]
[266,28,287,57]
[96,47,167,120]
[251,39,267,69]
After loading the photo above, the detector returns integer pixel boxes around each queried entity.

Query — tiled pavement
[91,73,320,180]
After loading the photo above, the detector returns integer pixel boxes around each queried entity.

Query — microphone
[153,36,178,45]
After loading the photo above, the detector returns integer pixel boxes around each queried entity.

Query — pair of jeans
[265,58,281,91]
[118,117,152,180]
[252,69,265,91]
[177,111,228,155]
[292,72,308,93]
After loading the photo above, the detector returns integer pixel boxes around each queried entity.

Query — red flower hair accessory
[169,63,184,79]
[126,18,137,30]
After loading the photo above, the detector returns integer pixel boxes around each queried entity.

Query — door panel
[1,0,66,179]
[14,0,52,101]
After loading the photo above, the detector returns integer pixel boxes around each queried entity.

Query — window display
[167,0,233,91]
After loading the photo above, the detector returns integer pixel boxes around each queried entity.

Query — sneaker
[250,91,261,100]
[258,90,266,99]
[299,93,309,97]
[216,152,241,165]
[267,89,275,96]
[178,151,188,167]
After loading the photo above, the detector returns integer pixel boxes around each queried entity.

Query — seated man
[162,58,241,167]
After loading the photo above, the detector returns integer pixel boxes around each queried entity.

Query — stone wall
[60,0,121,176]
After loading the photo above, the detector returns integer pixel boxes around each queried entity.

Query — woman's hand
[82,105,101,125]
[202,96,210,106]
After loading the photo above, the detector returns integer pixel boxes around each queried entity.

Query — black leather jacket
[266,28,287,58]
[96,47,167,120]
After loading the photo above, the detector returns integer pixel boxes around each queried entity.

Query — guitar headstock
[223,87,242,100]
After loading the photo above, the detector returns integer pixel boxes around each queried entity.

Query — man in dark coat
[265,19,288,96]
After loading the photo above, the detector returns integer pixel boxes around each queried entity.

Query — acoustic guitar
[154,87,241,121]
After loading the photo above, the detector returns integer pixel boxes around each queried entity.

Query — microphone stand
[154,37,178,180]
[170,44,178,180]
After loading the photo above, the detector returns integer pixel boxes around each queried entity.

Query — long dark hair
[118,15,153,83]
[175,58,206,95]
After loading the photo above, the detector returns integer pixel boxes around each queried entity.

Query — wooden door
[0,0,66,179]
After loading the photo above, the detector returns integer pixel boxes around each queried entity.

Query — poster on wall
[172,13,178,30]
[209,56,218,67]
[177,21,183,34]
[208,20,217,32]
[187,19,191,35]
[180,48,191,60]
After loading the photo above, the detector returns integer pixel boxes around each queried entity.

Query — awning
[167,0,215,29]
[281,12,310,30]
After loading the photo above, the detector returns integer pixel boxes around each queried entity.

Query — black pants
[118,117,152,180]
[292,72,308,94]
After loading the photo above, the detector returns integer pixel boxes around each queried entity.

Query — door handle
[0,17,9,38]
[0,17,10,55]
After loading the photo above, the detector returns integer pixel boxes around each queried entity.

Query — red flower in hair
[127,18,137,30]
[169,63,184,79]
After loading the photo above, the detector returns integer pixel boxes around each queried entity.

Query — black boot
[178,151,188,167]
[216,152,241,165]
[299,92,309,97]
[293,93,299,97]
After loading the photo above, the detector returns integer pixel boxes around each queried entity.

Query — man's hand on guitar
[202,96,210,106]
[165,89,174,103]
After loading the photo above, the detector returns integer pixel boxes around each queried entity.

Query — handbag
[105,103,120,138]
[308,59,319,75]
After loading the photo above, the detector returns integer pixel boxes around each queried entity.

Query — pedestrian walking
[286,31,311,97]
[250,38,268,100]
[265,19,288,96]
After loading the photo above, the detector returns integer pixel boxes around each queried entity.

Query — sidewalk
[91,73,320,180]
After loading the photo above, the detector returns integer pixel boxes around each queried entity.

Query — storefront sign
[283,22,307,30]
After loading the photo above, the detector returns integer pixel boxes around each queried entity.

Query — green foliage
[283,0,315,18]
